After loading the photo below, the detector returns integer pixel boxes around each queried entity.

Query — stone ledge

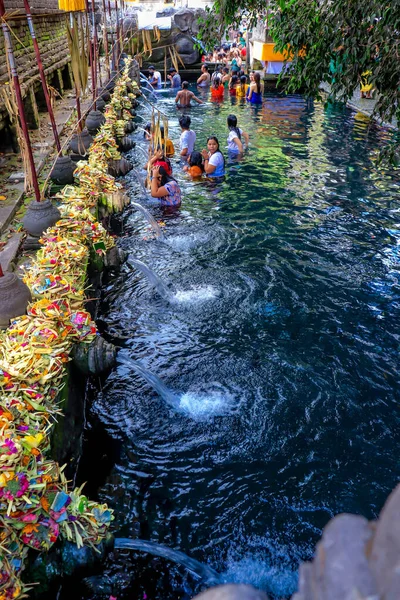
[0,232,23,272]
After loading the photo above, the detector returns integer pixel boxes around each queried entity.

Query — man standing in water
[197,64,211,87]
[175,81,204,108]
[179,115,196,159]
[168,67,182,88]
[148,65,162,89]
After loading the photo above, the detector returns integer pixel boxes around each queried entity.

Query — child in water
[160,125,175,158]
[236,75,248,98]
[229,75,239,96]
[183,151,204,178]
[143,122,152,141]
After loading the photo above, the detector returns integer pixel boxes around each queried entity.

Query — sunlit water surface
[78,86,400,599]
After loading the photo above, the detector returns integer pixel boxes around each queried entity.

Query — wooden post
[0,0,41,201]
[70,14,82,131]
[23,0,61,152]
[84,0,96,107]
[107,0,115,71]
[101,0,110,77]
[115,0,120,62]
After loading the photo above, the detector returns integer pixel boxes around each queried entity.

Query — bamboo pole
[107,0,115,71]
[115,0,120,61]
[23,0,61,153]
[0,0,40,202]
[90,0,99,90]
[101,0,110,77]
[84,0,96,107]
[70,13,82,131]
[120,0,124,54]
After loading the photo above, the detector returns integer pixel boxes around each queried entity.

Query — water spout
[118,355,234,419]
[135,145,150,161]
[139,75,158,100]
[118,356,179,408]
[130,202,164,239]
[127,259,175,303]
[131,168,149,196]
[114,538,221,584]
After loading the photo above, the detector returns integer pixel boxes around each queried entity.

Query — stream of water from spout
[127,259,175,303]
[130,202,164,239]
[114,538,221,584]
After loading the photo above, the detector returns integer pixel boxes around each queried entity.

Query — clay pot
[95,97,106,113]
[0,271,32,329]
[98,87,111,102]
[69,153,88,163]
[117,137,135,152]
[108,158,133,177]
[124,121,135,134]
[50,156,75,185]
[69,128,93,156]
[85,110,106,134]
[22,199,61,237]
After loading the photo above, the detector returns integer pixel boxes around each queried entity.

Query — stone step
[0,232,23,272]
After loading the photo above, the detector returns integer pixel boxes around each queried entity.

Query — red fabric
[241,47,247,57]
[154,159,172,176]
[211,85,224,99]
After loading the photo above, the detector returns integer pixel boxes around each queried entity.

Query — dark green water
[82,88,400,599]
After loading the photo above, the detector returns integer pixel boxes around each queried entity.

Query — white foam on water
[166,233,210,252]
[178,391,232,418]
[223,556,298,598]
[173,286,220,304]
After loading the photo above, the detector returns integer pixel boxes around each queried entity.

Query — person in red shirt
[210,78,224,100]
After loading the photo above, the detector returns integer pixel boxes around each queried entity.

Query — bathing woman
[227,114,249,154]
[151,165,182,207]
[201,137,225,178]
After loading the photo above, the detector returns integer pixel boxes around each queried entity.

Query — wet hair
[182,81,189,89]
[206,136,225,169]
[223,67,229,74]
[227,114,241,140]
[239,75,247,94]
[188,151,204,170]
[144,121,151,139]
[254,72,262,94]
[179,115,191,129]
[202,65,209,72]
[157,165,176,186]
[212,78,222,89]
[229,75,238,89]
[148,65,155,71]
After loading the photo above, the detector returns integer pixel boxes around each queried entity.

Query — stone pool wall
[0,0,74,135]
